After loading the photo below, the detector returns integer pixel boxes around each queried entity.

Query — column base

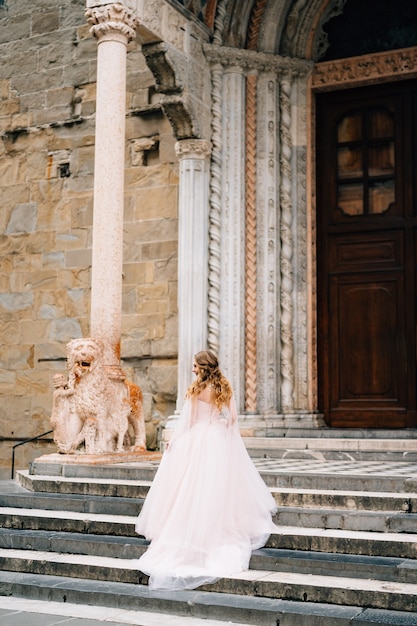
[159,411,326,449]
[236,412,326,437]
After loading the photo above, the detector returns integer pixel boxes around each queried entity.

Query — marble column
[85,2,137,366]
[175,139,212,409]
[220,66,246,410]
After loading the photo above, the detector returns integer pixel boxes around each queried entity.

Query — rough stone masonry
[0,0,179,477]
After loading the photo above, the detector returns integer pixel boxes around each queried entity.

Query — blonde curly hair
[186,350,232,410]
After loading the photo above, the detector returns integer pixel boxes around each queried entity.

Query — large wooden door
[316,80,417,428]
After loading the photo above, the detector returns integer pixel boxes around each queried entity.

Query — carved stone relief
[312,45,417,90]
[255,74,280,414]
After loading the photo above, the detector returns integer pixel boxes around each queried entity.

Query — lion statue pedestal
[49,338,149,458]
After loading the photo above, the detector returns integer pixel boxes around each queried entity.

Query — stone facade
[2,0,416,476]
[0,0,178,478]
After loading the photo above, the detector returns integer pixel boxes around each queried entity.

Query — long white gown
[135,395,277,591]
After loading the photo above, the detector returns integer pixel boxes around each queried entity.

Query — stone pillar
[174,139,212,409]
[85,2,137,366]
[220,66,246,410]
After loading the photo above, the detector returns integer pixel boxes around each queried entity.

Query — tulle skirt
[135,401,277,590]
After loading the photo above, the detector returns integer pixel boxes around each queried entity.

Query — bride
[135,350,277,591]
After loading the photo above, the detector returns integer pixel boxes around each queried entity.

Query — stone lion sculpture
[50,338,146,455]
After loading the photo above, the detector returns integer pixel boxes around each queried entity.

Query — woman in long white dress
[135,350,277,591]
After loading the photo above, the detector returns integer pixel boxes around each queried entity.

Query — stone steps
[2,506,417,559]
[27,458,417,492]
[13,471,417,535]
[16,471,417,513]
[3,571,414,626]
[1,547,417,612]
[2,528,417,585]
[1,456,417,623]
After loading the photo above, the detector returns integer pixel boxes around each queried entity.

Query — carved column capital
[175,139,212,160]
[85,2,138,44]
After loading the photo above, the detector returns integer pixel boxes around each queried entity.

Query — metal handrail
[11,430,53,479]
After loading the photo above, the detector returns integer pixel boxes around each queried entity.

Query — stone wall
[0,0,179,477]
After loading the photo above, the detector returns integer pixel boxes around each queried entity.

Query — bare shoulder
[198,386,216,403]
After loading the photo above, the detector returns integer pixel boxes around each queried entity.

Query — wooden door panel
[330,275,405,406]
[317,80,416,428]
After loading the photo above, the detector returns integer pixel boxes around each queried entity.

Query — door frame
[308,45,417,423]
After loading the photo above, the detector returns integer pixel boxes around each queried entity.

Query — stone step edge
[3,528,417,581]
[243,437,417,451]
[0,528,412,564]
[2,570,411,626]
[2,508,417,557]
[2,508,417,542]
[0,596,252,626]
[1,548,417,612]
[18,470,417,512]
[17,470,417,499]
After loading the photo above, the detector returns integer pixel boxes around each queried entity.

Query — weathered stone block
[0,79,10,99]
[0,155,26,187]
[122,286,137,314]
[33,104,72,126]
[122,262,150,285]
[56,229,89,251]
[64,172,94,194]
[0,98,20,117]
[124,162,172,188]
[0,394,32,425]
[1,184,31,216]
[124,217,177,245]
[63,61,92,88]
[25,231,56,254]
[19,320,51,344]
[32,179,64,203]
[37,201,72,233]
[46,87,75,108]
[32,10,60,35]
[0,14,31,46]
[24,269,58,291]
[0,321,20,345]
[0,292,34,312]
[49,317,82,342]
[140,239,177,263]
[76,145,95,176]
[35,342,67,361]
[5,202,37,234]
[15,370,50,396]
[65,248,92,268]
[10,112,31,130]
[151,315,178,355]
[56,268,91,290]
[133,185,178,220]
[0,369,16,390]
[159,132,177,164]
[70,198,94,228]
[12,67,65,96]
[6,344,35,370]
[42,251,65,269]
[154,255,177,282]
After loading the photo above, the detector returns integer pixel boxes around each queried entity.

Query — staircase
[1,431,417,625]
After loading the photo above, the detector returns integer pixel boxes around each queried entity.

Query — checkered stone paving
[251,457,417,477]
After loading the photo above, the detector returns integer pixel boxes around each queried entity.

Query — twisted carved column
[244,71,258,413]
[207,0,228,355]
[85,2,137,366]
[207,62,223,356]
[279,73,295,411]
